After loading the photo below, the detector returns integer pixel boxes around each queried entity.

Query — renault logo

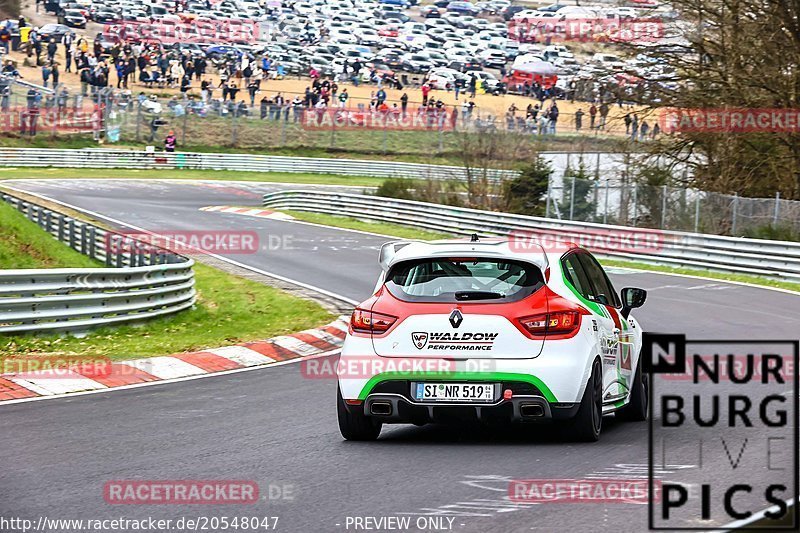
[449,309,463,328]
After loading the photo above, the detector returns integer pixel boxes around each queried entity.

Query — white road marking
[11,371,107,395]
[206,345,276,366]
[119,356,206,380]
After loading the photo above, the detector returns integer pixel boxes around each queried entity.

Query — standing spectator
[598,102,609,131]
[549,102,559,134]
[338,88,349,109]
[46,38,57,63]
[589,103,597,129]
[630,114,639,141]
[200,79,211,102]
[651,122,660,140]
[376,87,386,106]
[400,92,408,115]
[640,120,650,141]
[247,78,259,106]
[41,62,52,88]
[468,74,477,98]
[51,61,59,87]
[260,96,268,119]
[164,130,176,152]
[575,108,584,131]
[63,32,74,72]
[624,113,632,134]
[421,83,430,106]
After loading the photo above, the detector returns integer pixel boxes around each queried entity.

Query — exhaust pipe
[519,403,545,418]
[370,401,393,416]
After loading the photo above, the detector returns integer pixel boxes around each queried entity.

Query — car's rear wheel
[337,387,382,441]
[562,360,603,442]
[616,360,648,422]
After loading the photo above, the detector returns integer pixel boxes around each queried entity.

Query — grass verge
[0,201,100,269]
[0,167,387,188]
[0,200,335,360]
[275,209,800,294]
[281,210,453,241]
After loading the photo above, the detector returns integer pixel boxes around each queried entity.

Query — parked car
[58,9,87,28]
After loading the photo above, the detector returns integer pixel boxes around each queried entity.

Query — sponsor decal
[390,330,502,352]
[412,332,429,350]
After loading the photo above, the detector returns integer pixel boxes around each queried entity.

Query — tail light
[519,311,582,339]
[350,308,398,334]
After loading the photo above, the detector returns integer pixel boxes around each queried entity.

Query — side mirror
[620,287,647,318]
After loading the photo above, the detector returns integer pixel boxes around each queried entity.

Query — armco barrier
[262,190,800,281]
[0,193,196,334]
[0,148,516,181]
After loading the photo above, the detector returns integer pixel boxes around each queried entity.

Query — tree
[624,0,800,199]
[560,162,596,222]
[502,158,553,216]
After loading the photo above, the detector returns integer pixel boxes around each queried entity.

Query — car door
[561,251,620,403]
[575,252,634,405]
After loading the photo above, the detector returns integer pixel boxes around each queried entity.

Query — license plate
[413,382,495,402]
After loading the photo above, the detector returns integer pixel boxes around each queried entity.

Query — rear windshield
[385,258,544,303]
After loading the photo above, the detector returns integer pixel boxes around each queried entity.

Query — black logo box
[644,334,799,531]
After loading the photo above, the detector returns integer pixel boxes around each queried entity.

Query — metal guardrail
[0,148,517,181]
[0,192,196,334]
[262,190,800,282]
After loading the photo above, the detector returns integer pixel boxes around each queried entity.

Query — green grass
[274,209,800,293]
[281,210,453,241]
[0,201,100,269]
[0,167,387,187]
[1,263,335,360]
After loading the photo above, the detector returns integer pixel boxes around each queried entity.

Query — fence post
[694,193,701,233]
[545,177,552,218]
[773,191,781,225]
[135,101,141,141]
[632,184,638,227]
[569,175,576,220]
[182,109,188,146]
[731,193,739,235]
[603,179,610,224]
[660,185,667,229]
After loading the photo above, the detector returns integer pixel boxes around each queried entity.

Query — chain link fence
[544,154,800,238]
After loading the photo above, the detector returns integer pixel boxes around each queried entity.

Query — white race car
[337,238,648,441]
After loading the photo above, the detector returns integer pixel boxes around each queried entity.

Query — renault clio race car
[337,238,648,442]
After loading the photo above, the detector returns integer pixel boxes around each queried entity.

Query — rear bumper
[356,392,580,424]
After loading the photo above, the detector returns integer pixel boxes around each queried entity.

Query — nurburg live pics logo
[644,333,799,530]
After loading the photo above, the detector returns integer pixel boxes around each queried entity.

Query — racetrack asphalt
[1,178,798,532]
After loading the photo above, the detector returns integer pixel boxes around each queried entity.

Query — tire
[337,387,382,441]
[562,360,603,442]
[616,360,648,422]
